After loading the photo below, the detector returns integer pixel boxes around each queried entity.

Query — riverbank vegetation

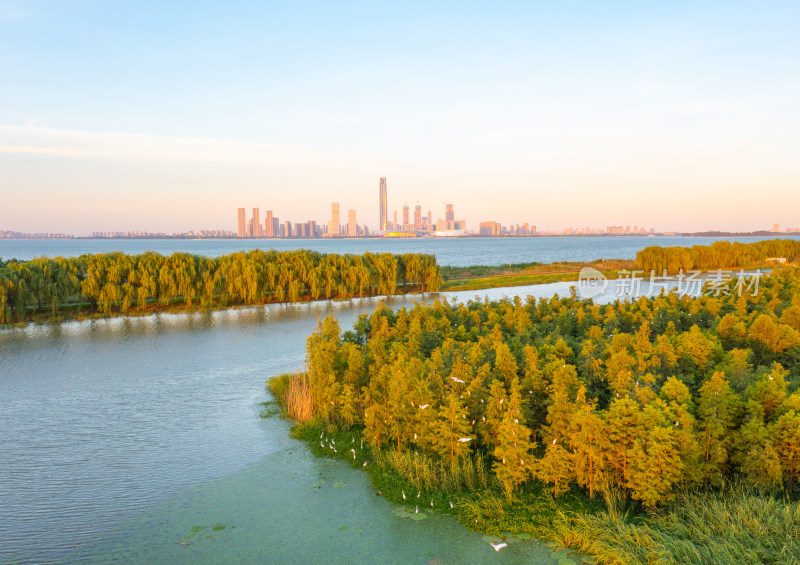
[270,264,800,564]
[0,249,441,324]
[441,238,799,293]
[440,259,634,292]
[637,238,800,274]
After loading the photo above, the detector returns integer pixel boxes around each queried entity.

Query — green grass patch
[258,400,281,419]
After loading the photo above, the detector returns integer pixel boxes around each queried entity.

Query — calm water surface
[2,234,798,264]
[2,284,594,565]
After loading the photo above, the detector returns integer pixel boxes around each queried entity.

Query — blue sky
[1,1,799,234]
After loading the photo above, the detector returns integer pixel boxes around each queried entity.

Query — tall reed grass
[268,372,314,422]
[379,450,488,493]
[552,486,800,565]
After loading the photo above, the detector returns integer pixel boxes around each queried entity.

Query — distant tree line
[636,238,800,274]
[298,266,800,506]
[0,250,441,323]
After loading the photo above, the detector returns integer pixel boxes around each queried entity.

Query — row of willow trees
[301,266,800,506]
[636,238,800,274]
[0,250,441,323]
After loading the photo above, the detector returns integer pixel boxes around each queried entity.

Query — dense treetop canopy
[301,265,800,506]
[0,249,441,322]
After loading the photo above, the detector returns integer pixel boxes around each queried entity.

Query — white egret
[491,542,507,551]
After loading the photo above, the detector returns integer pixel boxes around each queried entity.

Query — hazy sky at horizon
[1,0,798,234]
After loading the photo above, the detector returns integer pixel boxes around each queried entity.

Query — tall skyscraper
[348,209,357,236]
[393,210,398,229]
[252,208,261,237]
[414,204,422,230]
[265,210,274,237]
[446,204,454,230]
[237,208,246,237]
[379,177,387,231]
[329,202,340,236]
[402,204,409,228]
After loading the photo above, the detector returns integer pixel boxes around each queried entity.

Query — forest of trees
[296,266,800,507]
[636,238,800,274]
[0,250,441,323]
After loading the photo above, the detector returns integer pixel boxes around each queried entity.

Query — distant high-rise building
[414,204,422,230]
[348,209,357,236]
[393,210,398,229]
[773,223,781,232]
[329,202,340,236]
[252,208,261,237]
[446,204,454,230]
[237,208,246,237]
[479,221,500,236]
[265,210,274,237]
[379,177,387,231]
[402,204,410,228]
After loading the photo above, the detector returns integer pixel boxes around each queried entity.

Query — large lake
[2,234,798,264]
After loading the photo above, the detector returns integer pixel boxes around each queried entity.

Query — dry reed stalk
[286,373,314,422]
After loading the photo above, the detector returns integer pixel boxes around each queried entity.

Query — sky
[1,0,799,235]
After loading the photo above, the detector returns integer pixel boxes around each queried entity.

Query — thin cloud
[0,2,40,23]
[0,125,364,168]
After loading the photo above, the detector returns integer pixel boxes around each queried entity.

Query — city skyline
[1,1,799,234]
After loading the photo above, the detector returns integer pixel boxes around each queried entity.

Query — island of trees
[271,261,800,564]
[0,249,441,324]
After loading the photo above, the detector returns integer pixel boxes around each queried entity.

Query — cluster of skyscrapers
[377,177,465,235]
[236,206,365,239]
[235,177,464,238]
